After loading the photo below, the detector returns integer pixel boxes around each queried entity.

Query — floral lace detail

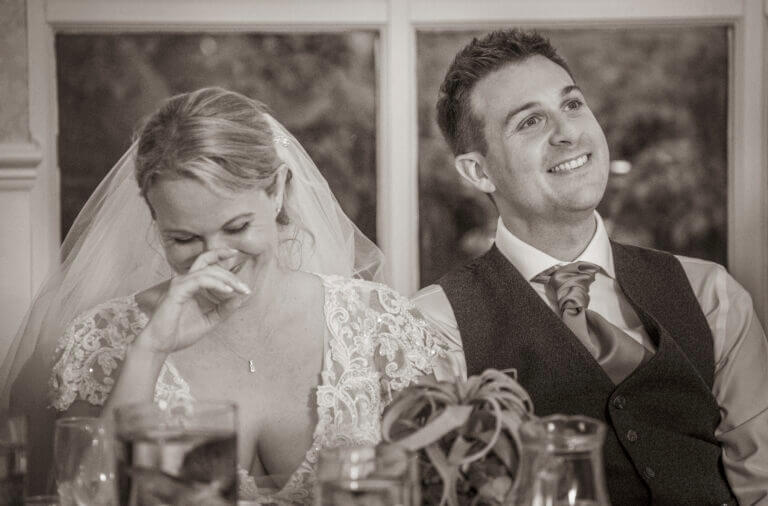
[154,360,195,410]
[48,276,450,504]
[262,275,450,503]
[50,295,148,410]
[50,295,196,413]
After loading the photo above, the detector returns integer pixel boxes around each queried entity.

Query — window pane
[418,27,728,286]
[57,32,378,242]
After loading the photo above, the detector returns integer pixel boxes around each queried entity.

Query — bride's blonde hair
[134,87,291,224]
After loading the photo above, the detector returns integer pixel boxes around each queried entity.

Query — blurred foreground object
[381,369,533,505]
[315,444,419,506]
[0,413,27,506]
[114,401,237,506]
[514,415,610,506]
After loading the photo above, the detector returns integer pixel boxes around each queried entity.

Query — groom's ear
[454,152,496,194]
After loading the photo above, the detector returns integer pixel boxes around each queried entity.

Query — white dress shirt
[414,214,768,505]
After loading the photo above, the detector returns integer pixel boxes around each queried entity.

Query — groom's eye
[564,98,584,111]
[517,114,541,131]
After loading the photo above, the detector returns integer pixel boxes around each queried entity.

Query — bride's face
[147,177,282,276]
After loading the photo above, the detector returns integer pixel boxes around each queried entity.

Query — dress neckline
[133,273,337,502]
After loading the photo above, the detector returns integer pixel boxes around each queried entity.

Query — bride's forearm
[103,335,168,413]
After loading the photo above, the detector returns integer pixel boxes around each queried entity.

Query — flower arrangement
[381,369,534,506]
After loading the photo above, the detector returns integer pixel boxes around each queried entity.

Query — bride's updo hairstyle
[134,87,291,225]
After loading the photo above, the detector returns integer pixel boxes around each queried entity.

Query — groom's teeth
[549,154,589,173]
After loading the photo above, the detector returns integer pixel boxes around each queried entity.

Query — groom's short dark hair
[436,29,572,156]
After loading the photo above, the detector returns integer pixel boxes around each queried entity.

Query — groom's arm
[411,284,467,380]
[679,257,768,505]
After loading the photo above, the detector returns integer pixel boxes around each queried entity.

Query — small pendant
[248,360,256,373]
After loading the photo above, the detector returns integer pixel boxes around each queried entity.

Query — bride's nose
[203,234,231,254]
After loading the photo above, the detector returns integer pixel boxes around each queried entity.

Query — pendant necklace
[219,336,259,374]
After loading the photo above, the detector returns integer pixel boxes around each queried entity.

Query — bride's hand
[136,248,251,354]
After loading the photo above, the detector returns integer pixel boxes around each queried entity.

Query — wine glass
[53,417,116,506]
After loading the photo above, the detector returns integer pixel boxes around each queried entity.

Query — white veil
[0,111,385,494]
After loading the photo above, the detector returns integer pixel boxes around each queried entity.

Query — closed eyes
[224,222,250,234]
[166,222,250,245]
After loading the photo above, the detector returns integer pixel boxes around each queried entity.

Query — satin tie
[534,262,651,384]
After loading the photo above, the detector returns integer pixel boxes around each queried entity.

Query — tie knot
[534,261,600,317]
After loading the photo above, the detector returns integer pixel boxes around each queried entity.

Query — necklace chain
[217,335,261,374]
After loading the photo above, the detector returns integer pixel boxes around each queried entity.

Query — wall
[0,0,34,356]
[0,0,28,142]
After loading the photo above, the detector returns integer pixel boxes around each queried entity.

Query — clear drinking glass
[513,415,610,506]
[0,413,27,506]
[113,401,238,506]
[315,444,419,506]
[53,417,117,506]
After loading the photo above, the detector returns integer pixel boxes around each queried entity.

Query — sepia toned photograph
[0,1,766,504]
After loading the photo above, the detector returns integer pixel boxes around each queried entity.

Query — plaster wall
[0,0,31,354]
[0,0,29,143]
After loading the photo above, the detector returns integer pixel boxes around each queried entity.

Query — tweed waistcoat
[437,243,736,505]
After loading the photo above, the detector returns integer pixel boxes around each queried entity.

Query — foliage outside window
[57,32,378,242]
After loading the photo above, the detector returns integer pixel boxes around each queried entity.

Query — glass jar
[315,444,419,506]
[512,414,610,506]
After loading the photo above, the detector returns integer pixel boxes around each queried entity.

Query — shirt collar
[494,212,616,281]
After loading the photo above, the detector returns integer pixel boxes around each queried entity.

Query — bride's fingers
[203,265,251,294]
[189,248,239,273]
[197,288,225,310]
[172,266,250,300]
[206,293,246,324]
[197,280,241,309]
[167,273,244,306]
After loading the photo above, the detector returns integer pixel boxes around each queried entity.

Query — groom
[413,29,768,504]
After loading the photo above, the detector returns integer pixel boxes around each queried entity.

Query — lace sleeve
[363,282,451,403]
[49,296,148,411]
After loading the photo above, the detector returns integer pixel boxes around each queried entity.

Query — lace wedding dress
[50,274,456,505]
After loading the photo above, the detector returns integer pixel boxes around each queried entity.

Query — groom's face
[470,55,610,227]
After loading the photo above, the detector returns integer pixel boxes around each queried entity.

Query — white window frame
[15,0,767,333]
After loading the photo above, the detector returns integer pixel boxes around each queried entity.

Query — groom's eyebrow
[562,84,582,96]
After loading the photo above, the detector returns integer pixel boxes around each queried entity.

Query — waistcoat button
[626,429,638,442]
[644,466,656,479]
[612,395,627,409]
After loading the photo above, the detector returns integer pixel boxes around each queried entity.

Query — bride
[0,87,461,504]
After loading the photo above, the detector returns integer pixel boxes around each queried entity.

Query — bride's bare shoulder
[134,279,170,317]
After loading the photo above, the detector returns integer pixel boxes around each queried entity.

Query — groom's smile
[547,153,591,174]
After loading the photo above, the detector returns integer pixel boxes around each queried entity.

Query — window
[18,0,766,321]
[57,32,378,241]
